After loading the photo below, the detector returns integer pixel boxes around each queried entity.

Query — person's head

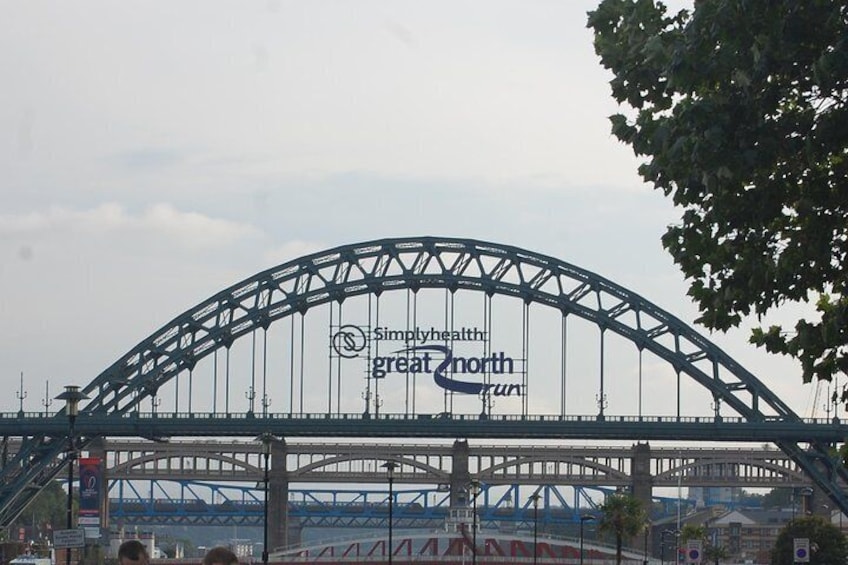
[118,540,150,565]
[202,547,239,565]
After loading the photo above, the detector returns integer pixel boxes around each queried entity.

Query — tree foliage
[679,523,705,543]
[771,515,847,565]
[704,541,730,563]
[587,0,848,385]
[22,481,67,526]
[762,487,794,509]
[598,493,648,565]
[12,481,68,543]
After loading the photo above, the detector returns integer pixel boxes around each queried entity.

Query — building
[708,508,793,563]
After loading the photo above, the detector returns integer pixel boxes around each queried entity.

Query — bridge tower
[631,442,653,512]
[449,440,471,507]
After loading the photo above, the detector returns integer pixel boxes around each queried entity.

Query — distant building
[708,508,794,563]
[649,506,797,563]
[109,530,157,560]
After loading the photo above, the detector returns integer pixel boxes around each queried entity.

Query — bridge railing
[6,409,840,425]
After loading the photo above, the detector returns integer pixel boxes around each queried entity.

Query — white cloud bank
[0,203,259,249]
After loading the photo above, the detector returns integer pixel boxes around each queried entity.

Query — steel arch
[2,236,847,526]
[79,235,796,420]
[480,457,629,486]
[290,455,448,484]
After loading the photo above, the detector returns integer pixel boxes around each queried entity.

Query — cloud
[110,148,185,172]
[263,239,328,266]
[0,203,260,249]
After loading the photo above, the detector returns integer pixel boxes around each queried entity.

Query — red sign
[78,457,102,524]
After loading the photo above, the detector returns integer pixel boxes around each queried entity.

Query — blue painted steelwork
[103,481,688,528]
[2,237,846,527]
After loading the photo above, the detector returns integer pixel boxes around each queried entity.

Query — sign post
[686,540,702,564]
[53,529,85,549]
[793,537,810,563]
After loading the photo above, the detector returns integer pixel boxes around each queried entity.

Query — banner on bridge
[78,457,102,537]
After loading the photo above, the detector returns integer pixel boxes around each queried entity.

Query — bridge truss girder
[107,482,610,529]
[2,236,846,527]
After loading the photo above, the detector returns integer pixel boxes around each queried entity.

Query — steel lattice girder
[3,236,847,527]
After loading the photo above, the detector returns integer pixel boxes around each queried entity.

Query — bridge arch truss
[2,236,846,527]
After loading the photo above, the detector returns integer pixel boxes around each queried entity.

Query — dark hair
[202,547,239,565]
[118,540,149,563]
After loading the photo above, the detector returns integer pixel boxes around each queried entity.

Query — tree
[738,490,765,507]
[598,492,648,565]
[587,1,848,385]
[12,481,67,543]
[680,523,705,543]
[762,488,794,509]
[771,515,847,565]
[704,541,730,564]
[680,523,730,564]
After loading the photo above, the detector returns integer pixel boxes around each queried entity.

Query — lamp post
[579,515,595,565]
[56,385,88,565]
[469,480,481,565]
[529,493,541,565]
[382,461,398,565]
[255,433,273,565]
[800,486,814,516]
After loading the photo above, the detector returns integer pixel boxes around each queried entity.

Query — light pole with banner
[55,385,88,565]
[255,433,275,565]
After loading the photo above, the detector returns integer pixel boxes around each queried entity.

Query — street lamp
[255,433,274,565]
[382,461,398,565]
[529,493,541,565]
[579,514,595,565]
[56,385,88,565]
[800,486,814,516]
[469,480,481,565]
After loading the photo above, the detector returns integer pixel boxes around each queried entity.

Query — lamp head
[382,461,399,478]
[254,433,276,455]
[55,385,88,417]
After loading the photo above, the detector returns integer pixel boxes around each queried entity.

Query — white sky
[0,1,828,421]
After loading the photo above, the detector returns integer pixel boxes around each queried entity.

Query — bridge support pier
[631,442,653,516]
[449,440,471,507]
[268,437,294,550]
